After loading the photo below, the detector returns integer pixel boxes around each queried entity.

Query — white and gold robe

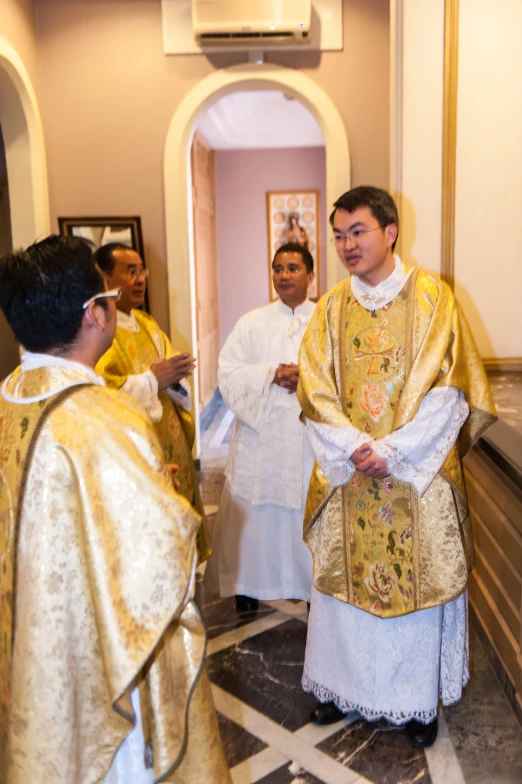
[0,355,230,784]
[298,259,495,723]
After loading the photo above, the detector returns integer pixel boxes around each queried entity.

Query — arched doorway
[0,38,49,379]
[164,63,351,448]
[0,38,49,247]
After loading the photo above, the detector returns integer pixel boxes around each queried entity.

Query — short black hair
[93,242,132,274]
[330,186,399,251]
[0,235,105,353]
[272,242,314,273]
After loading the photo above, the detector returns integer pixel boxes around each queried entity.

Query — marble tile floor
[197,395,522,784]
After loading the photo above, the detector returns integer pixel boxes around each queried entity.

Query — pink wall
[215,146,326,347]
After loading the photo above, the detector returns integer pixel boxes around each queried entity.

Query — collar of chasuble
[1,353,104,404]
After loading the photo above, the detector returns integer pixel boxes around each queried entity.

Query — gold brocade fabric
[0,366,230,784]
[298,270,496,618]
[95,310,211,563]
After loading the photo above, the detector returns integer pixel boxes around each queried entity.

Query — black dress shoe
[235,594,259,613]
[309,701,345,725]
[406,717,438,748]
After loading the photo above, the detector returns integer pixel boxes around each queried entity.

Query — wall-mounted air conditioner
[192,0,312,46]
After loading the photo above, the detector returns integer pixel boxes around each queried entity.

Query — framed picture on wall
[266,190,321,302]
[58,215,149,312]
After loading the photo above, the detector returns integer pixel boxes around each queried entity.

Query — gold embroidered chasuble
[95,309,211,563]
[297,269,496,619]
[0,365,230,784]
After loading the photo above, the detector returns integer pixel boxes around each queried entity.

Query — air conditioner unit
[192,0,312,46]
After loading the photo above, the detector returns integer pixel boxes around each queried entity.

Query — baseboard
[483,357,522,374]
[469,603,522,728]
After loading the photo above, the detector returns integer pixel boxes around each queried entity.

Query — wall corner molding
[441,0,459,288]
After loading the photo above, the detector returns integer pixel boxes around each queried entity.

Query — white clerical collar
[351,255,413,311]
[117,309,140,332]
[276,298,312,317]
[1,352,104,404]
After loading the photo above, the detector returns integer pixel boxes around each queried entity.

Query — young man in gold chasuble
[297,187,496,748]
[94,243,211,563]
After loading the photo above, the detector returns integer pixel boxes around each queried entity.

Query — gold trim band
[441,0,460,288]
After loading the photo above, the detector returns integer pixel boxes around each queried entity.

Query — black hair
[92,243,132,274]
[272,242,314,273]
[329,186,399,251]
[0,234,105,353]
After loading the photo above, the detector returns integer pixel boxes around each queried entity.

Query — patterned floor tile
[207,618,317,731]
[218,712,268,768]
[317,718,431,784]
[255,760,326,783]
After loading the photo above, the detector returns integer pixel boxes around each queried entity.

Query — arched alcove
[0,38,49,248]
[164,63,351,445]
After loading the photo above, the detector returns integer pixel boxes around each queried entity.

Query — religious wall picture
[266,190,321,301]
[58,215,149,311]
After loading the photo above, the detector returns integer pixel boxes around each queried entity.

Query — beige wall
[454,0,522,358]
[35,0,390,334]
[1,0,38,85]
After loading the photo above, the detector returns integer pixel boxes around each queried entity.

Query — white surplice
[302,259,471,724]
[208,299,315,601]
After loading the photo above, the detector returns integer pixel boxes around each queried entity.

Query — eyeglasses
[123,268,150,282]
[82,287,122,309]
[331,227,382,246]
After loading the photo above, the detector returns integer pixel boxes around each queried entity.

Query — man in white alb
[207,242,316,612]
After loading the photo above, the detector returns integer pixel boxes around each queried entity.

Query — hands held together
[273,363,299,395]
[350,443,390,479]
[151,353,197,389]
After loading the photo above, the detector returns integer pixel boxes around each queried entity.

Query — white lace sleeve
[121,370,163,423]
[218,316,276,432]
[372,387,469,496]
[304,419,373,487]
[166,379,192,412]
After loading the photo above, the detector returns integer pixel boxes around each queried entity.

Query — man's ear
[83,302,107,333]
[386,224,398,247]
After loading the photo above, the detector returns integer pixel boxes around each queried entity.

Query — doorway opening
[190,89,326,412]
[0,39,49,380]
[164,63,351,452]
[0,123,18,379]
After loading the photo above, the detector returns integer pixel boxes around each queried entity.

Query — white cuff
[166,380,192,411]
[121,370,163,423]
[305,419,372,487]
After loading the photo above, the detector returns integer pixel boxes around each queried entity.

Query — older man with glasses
[94,243,211,564]
[0,235,230,784]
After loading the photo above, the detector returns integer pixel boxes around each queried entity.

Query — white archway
[164,62,351,445]
[0,38,49,247]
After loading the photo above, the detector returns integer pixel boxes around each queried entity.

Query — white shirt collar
[350,255,413,310]
[275,298,313,317]
[117,309,140,332]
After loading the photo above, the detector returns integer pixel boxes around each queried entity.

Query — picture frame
[266,190,321,302]
[58,215,149,311]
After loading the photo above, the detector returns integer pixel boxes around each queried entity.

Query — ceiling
[195,90,325,150]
